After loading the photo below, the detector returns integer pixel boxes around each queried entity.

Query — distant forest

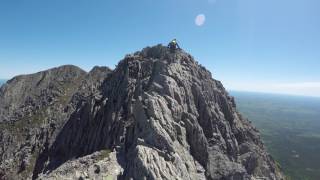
[232,91,320,180]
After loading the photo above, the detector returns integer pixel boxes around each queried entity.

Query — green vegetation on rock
[97,149,111,161]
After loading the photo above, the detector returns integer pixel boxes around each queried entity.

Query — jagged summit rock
[0,45,283,180]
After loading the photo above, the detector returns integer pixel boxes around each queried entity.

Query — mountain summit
[0,45,283,180]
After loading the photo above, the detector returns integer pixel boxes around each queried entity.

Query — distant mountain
[0,45,283,180]
[0,79,6,86]
[231,91,320,180]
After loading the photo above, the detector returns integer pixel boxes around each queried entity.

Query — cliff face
[0,45,283,180]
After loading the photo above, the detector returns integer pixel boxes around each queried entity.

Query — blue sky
[0,0,319,96]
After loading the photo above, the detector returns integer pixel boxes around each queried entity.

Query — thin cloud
[276,82,320,88]
[208,0,217,4]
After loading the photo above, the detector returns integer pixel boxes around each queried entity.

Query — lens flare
[195,14,206,26]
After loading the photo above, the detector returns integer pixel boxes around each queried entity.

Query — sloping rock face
[37,150,123,180]
[0,45,283,180]
[0,65,111,179]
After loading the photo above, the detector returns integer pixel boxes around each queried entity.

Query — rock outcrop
[0,45,284,180]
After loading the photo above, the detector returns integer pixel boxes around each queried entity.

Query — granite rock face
[0,45,284,180]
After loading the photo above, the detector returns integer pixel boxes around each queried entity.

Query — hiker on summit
[168,39,181,52]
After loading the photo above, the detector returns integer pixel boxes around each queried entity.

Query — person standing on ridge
[168,39,181,52]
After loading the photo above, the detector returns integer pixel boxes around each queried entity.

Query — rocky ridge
[0,45,283,180]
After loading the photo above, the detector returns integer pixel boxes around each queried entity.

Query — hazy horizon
[1,77,319,98]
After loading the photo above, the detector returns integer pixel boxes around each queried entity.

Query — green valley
[232,91,320,180]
